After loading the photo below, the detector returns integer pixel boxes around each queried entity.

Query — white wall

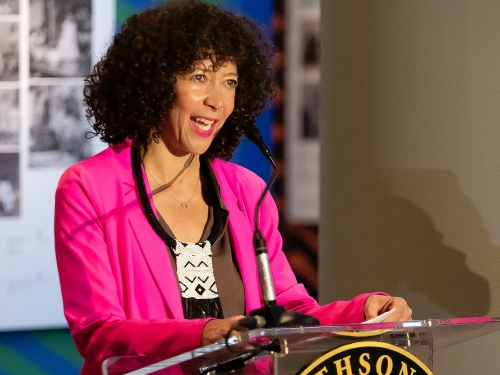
[319,1,500,371]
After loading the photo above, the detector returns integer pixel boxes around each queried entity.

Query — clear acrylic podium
[102,316,500,375]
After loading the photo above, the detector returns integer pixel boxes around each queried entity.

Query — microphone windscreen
[245,125,276,169]
[238,315,267,329]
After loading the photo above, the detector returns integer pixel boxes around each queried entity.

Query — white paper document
[362,308,396,324]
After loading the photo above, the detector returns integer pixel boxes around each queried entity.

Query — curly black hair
[84,0,277,160]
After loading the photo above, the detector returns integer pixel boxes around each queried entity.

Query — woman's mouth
[191,116,216,137]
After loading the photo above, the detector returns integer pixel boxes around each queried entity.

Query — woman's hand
[363,295,412,322]
[201,315,247,346]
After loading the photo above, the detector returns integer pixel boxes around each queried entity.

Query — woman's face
[161,60,238,157]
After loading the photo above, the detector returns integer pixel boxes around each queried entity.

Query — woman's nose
[204,84,225,111]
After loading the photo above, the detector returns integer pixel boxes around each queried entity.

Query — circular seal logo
[297,341,433,375]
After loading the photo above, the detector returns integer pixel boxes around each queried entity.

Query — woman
[54,1,412,373]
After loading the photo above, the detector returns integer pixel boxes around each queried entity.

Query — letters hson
[313,353,420,375]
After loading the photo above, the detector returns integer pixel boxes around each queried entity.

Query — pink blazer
[54,140,374,374]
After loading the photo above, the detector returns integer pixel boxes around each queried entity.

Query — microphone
[246,125,283,327]
[246,125,319,328]
[245,124,276,170]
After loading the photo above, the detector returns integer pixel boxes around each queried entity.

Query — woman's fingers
[201,315,246,346]
[364,295,412,322]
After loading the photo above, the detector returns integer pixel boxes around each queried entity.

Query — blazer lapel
[119,143,184,318]
[127,211,184,318]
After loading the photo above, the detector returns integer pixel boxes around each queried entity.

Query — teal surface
[0,329,83,375]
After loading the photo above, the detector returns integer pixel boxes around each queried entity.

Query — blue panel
[240,0,274,38]
[218,0,274,180]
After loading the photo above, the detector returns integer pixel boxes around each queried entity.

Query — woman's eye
[193,74,205,82]
[227,79,238,87]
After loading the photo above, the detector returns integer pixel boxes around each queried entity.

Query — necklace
[144,164,200,208]
[167,178,200,208]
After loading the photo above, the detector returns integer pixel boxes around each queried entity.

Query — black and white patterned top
[174,240,219,300]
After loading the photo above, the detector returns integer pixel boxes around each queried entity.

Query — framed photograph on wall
[0,89,19,145]
[29,84,91,168]
[0,152,19,217]
[0,22,19,81]
[30,0,92,77]
[0,0,19,14]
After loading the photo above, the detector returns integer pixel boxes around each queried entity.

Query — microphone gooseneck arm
[253,170,278,305]
[246,124,278,306]
[245,125,319,328]
[246,125,285,326]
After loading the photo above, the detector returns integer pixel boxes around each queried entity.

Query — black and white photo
[30,0,91,77]
[0,90,19,145]
[0,22,19,81]
[301,83,319,139]
[0,0,19,14]
[29,85,91,167]
[301,19,319,69]
[0,152,19,217]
